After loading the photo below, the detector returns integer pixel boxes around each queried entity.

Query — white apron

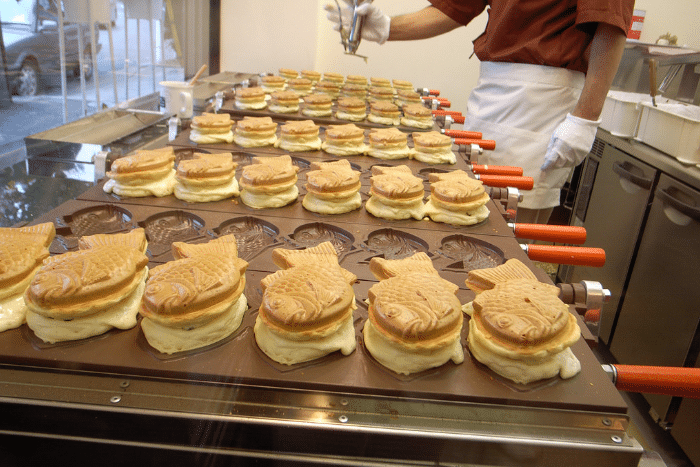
[464,62,586,209]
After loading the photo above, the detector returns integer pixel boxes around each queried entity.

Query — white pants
[464,62,585,209]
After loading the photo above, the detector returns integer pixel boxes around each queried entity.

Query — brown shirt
[429,0,634,73]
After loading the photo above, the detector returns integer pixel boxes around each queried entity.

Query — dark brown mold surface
[7,198,628,415]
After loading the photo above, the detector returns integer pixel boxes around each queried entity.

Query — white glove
[324,1,391,45]
[541,113,601,170]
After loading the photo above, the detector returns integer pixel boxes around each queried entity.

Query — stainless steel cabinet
[610,173,700,422]
[562,140,657,344]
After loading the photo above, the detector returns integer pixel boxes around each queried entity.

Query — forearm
[572,23,627,121]
[387,6,461,41]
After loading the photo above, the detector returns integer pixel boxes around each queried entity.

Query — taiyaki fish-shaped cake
[400,103,434,130]
[468,278,582,385]
[140,234,248,354]
[368,251,438,281]
[0,222,55,332]
[233,116,278,148]
[424,170,490,226]
[365,165,425,221]
[24,228,149,344]
[364,270,464,375]
[321,123,368,156]
[255,242,357,365]
[103,147,176,197]
[411,131,456,165]
[367,127,413,160]
[77,227,149,254]
[174,152,239,203]
[268,90,301,114]
[462,258,538,316]
[273,120,323,152]
[302,159,362,215]
[239,154,299,209]
[189,112,235,144]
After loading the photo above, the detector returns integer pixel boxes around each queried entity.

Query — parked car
[1,0,102,96]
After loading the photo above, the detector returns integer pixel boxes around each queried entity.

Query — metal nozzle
[347,0,364,54]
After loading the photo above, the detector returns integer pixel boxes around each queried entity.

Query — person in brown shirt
[326,0,634,224]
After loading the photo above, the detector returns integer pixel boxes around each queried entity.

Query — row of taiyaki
[188,113,447,158]
[274,69,415,92]
[232,87,435,129]
[1,223,581,384]
[103,148,490,225]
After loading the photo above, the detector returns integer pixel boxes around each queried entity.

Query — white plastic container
[600,91,651,138]
[636,102,700,164]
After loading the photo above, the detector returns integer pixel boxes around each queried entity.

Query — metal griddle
[0,114,644,466]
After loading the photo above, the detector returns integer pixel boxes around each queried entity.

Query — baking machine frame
[0,363,642,466]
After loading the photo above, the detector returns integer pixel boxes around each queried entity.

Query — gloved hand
[324,1,391,45]
[541,113,601,170]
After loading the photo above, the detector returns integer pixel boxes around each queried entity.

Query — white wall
[220,0,700,116]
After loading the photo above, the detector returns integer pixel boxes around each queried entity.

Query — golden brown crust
[346,74,368,86]
[305,160,361,195]
[428,170,487,205]
[300,70,321,81]
[368,252,438,281]
[392,79,413,90]
[303,93,333,106]
[26,245,148,317]
[367,272,462,343]
[278,68,298,79]
[106,148,175,181]
[465,259,538,294]
[261,75,286,85]
[235,87,266,101]
[0,235,51,289]
[171,234,238,260]
[240,154,299,188]
[176,153,236,181]
[141,254,248,326]
[369,101,400,118]
[369,86,394,100]
[269,90,300,104]
[370,164,424,200]
[235,116,277,133]
[324,124,365,141]
[288,78,313,90]
[337,97,366,111]
[78,228,148,254]
[192,113,234,129]
[0,222,56,247]
[314,80,341,91]
[412,131,453,149]
[370,77,391,87]
[279,120,320,136]
[368,127,406,145]
[472,278,575,347]
[259,263,354,333]
[322,72,344,83]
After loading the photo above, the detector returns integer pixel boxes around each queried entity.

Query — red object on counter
[454,138,497,150]
[511,223,587,244]
[443,129,484,139]
[523,245,606,267]
[470,164,523,177]
[476,175,534,190]
[432,110,463,117]
[612,365,700,399]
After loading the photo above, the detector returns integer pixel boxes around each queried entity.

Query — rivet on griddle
[110,396,122,404]
[611,435,623,444]
[339,415,348,423]
[602,418,612,426]
[340,399,349,406]
[120,381,130,388]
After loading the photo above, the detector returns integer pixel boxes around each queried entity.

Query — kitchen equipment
[636,101,700,164]
[160,80,194,119]
[187,64,208,87]
[521,244,606,267]
[649,58,658,107]
[509,223,587,244]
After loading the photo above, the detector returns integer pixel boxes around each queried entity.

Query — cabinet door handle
[612,161,653,189]
[657,188,700,222]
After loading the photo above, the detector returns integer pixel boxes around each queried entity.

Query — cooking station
[0,74,662,466]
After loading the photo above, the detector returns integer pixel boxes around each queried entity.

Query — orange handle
[512,223,587,244]
[428,89,440,96]
[432,110,463,117]
[477,175,534,190]
[454,138,497,150]
[452,115,465,124]
[525,245,606,267]
[613,364,700,399]
[438,101,451,109]
[443,129,483,139]
[471,164,523,177]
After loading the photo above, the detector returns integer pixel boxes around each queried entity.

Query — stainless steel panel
[670,351,700,466]
[610,173,700,421]
[568,140,657,344]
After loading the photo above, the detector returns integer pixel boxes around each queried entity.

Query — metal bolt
[338,415,348,423]
[110,396,122,404]
[611,435,623,444]
[340,399,349,406]
[602,418,612,426]
[119,381,130,388]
